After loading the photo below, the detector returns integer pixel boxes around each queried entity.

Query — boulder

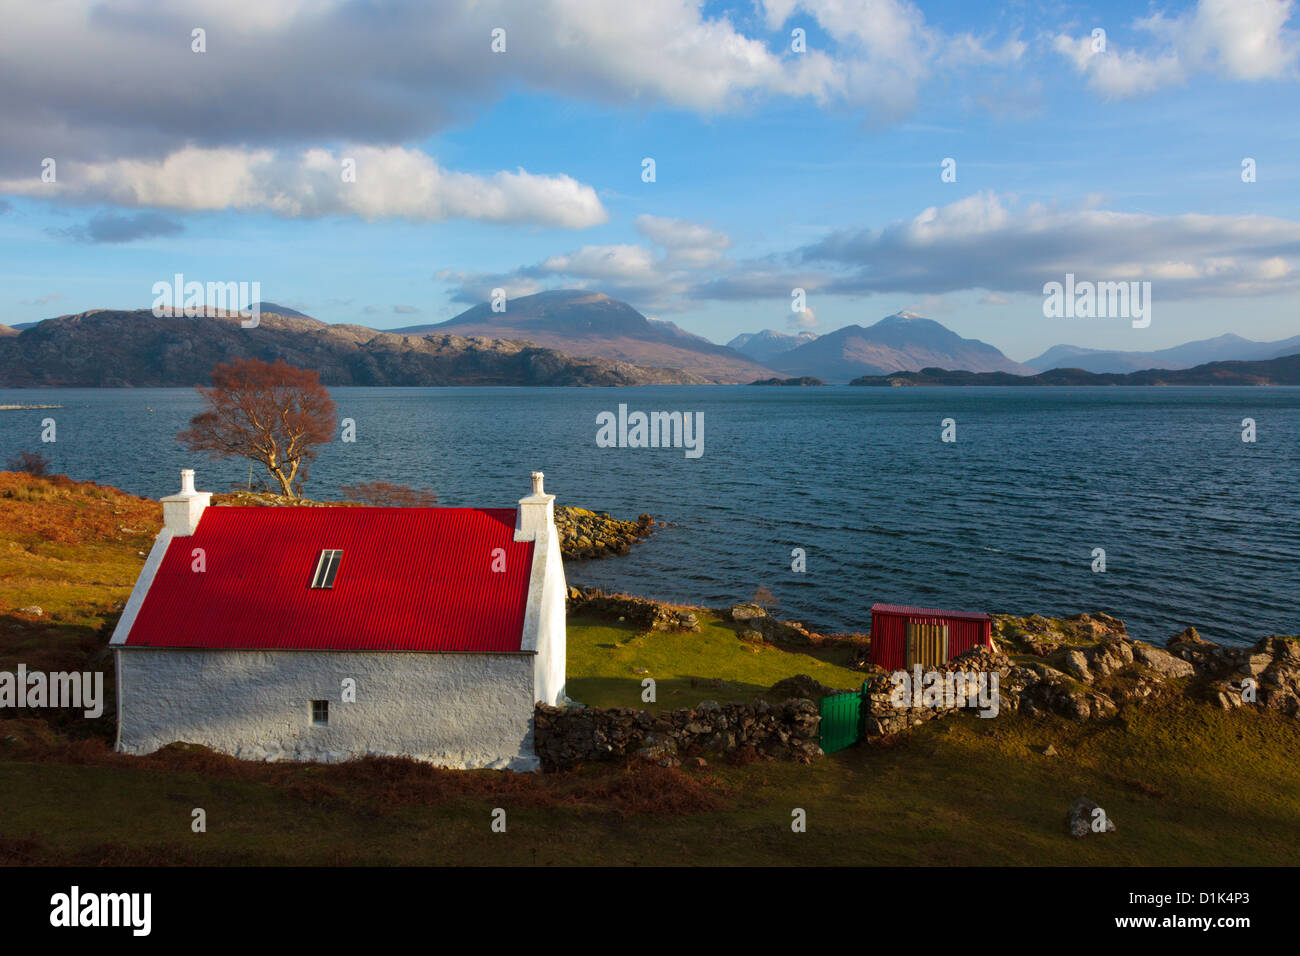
[1132,643,1196,679]
[767,674,839,701]
[730,603,767,621]
[1067,797,1115,838]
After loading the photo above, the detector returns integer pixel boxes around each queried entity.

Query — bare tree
[5,449,51,476]
[341,481,438,507]
[752,585,780,611]
[179,358,337,499]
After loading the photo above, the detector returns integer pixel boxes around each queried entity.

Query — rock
[767,674,839,701]
[1132,643,1196,679]
[1067,797,1115,837]
[16,606,43,617]
[731,603,767,621]
[1051,647,1094,683]
[1020,670,1117,722]
[1203,680,1243,710]
[1042,744,1058,757]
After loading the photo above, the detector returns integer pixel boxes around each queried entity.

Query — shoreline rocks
[555,507,655,561]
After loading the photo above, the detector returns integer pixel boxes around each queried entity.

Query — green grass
[565,611,864,710]
[4,693,1298,865]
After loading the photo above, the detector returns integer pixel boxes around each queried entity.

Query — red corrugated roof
[124,506,535,652]
[871,603,990,622]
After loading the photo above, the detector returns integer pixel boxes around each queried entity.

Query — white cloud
[539,245,658,280]
[634,214,730,267]
[0,146,608,227]
[438,214,734,307]
[1054,0,1298,97]
[788,305,820,330]
[693,191,1300,301]
[0,0,1033,182]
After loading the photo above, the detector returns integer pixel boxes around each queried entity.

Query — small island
[748,376,826,386]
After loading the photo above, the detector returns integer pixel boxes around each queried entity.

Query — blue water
[2,385,1297,647]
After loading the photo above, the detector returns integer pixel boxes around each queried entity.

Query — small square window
[311,700,329,726]
[310,549,343,589]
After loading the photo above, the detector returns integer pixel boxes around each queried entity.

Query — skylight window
[310,549,343,589]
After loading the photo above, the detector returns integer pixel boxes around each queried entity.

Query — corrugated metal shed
[123,506,535,653]
[869,603,992,671]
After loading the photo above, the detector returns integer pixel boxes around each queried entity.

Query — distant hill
[765,311,1032,382]
[1026,333,1300,373]
[727,329,819,363]
[393,289,777,384]
[0,325,17,337]
[850,353,1300,387]
[0,306,707,387]
[248,301,315,320]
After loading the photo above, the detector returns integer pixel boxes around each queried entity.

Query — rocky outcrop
[533,698,822,770]
[726,604,821,646]
[555,508,655,560]
[565,587,700,632]
[995,613,1300,718]
[1165,631,1300,715]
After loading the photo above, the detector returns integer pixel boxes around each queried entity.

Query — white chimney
[515,470,556,542]
[162,468,211,536]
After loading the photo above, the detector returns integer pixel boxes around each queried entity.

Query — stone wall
[534,698,821,770]
[860,645,1016,736]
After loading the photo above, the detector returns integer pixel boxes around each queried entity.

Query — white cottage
[111,469,567,771]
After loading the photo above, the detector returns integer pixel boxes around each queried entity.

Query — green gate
[819,691,864,754]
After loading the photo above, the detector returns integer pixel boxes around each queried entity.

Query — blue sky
[1,0,1299,360]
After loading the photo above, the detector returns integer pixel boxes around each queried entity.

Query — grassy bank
[2,471,1298,865]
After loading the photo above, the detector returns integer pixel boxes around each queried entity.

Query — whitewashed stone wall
[116,648,539,771]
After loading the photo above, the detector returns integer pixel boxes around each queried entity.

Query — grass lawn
[565,611,864,710]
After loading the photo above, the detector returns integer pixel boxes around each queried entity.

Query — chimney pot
[163,468,210,536]
[531,471,545,496]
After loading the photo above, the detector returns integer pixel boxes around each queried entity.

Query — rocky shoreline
[554,507,655,560]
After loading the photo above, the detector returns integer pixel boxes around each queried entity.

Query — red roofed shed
[869,603,992,671]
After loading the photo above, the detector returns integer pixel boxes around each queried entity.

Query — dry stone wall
[534,698,821,770]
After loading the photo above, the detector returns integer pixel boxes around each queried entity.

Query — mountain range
[1024,333,1300,374]
[735,311,1033,381]
[0,307,708,387]
[850,353,1300,387]
[4,290,1300,387]
[725,329,819,363]
[391,289,775,383]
